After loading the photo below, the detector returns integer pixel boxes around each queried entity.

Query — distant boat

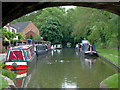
[75,44,78,49]
[81,44,99,57]
[34,44,47,56]
[75,43,82,51]
[51,45,55,50]
[4,45,36,71]
[67,42,71,48]
[56,44,62,49]
[46,44,51,51]
[81,40,90,46]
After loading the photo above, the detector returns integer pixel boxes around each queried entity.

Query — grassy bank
[96,48,119,88]
[0,61,17,89]
[103,73,119,88]
[0,76,8,89]
[96,48,119,66]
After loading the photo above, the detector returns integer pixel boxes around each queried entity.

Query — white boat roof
[11,45,33,49]
[82,40,89,44]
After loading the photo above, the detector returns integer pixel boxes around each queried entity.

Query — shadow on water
[15,48,117,88]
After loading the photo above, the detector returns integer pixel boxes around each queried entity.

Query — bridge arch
[2,2,120,26]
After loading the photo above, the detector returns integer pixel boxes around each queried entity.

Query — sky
[26,6,76,16]
[61,6,76,11]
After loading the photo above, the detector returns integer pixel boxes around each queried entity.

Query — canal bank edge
[99,55,120,71]
[99,55,119,88]
[0,74,16,89]
[0,53,7,64]
[100,73,119,88]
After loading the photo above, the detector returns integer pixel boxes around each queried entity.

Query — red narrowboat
[4,45,36,71]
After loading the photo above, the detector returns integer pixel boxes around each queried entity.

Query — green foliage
[0,76,8,89]
[26,36,30,39]
[0,63,17,81]
[34,34,41,41]
[11,6,118,48]
[1,69,17,81]
[15,33,23,40]
[30,34,33,40]
[11,7,73,46]
[86,9,118,47]
[40,17,63,44]
[67,7,118,48]
[3,47,7,52]
[2,28,16,40]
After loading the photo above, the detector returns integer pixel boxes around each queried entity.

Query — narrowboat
[4,45,36,71]
[81,40,90,45]
[75,43,82,51]
[34,44,47,56]
[51,45,55,50]
[75,44,79,49]
[56,44,62,49]
[67,42,71,48]
[81,44,99,57]
[46,44,51,51]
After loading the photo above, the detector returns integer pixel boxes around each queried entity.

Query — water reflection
[62,81,77,88]
[75,49,97,69]
[14,54,47,88]
[25,48,117,88]
[15,70,31,88]
[84,58,96,69]
[53,49,62,54]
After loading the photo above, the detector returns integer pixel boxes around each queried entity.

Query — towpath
[0,53,7,63]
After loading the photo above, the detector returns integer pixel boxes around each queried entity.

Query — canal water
[26,48,116,88]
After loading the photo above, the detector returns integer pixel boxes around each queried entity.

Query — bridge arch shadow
[2,2,120,26]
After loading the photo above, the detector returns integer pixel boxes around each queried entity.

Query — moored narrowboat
[4,45,36,71]
[82,44,99,57]
[34,44,47,56]
[46,44,51,51]
[81,40,90,45]
[56,44,62,49]
[75,43,82,51]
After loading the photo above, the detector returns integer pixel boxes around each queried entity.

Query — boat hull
[5,53,36,72]
[84,52,99,58]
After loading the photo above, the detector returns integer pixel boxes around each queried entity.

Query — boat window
[57,45,60,47]
[91,47,94,51]
[8,50,24,61]
[88,46,90,51]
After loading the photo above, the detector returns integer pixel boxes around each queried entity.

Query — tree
[87,9,118,48]
[15,33,23,40]
[30,34,33,40]
[34,34,41,41]
[2,28,16,40]
[11,6,118,48]
[40,17,63,44]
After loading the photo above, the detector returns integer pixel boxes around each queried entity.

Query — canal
[21,48,116,88]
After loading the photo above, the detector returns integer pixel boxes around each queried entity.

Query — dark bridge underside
[2,2,120,26]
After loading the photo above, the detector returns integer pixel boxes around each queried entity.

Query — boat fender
[12,62,17,68]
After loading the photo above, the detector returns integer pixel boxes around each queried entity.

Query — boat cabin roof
[82,40,89,44]
[83,44,96,51]
[10,45,33,50]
